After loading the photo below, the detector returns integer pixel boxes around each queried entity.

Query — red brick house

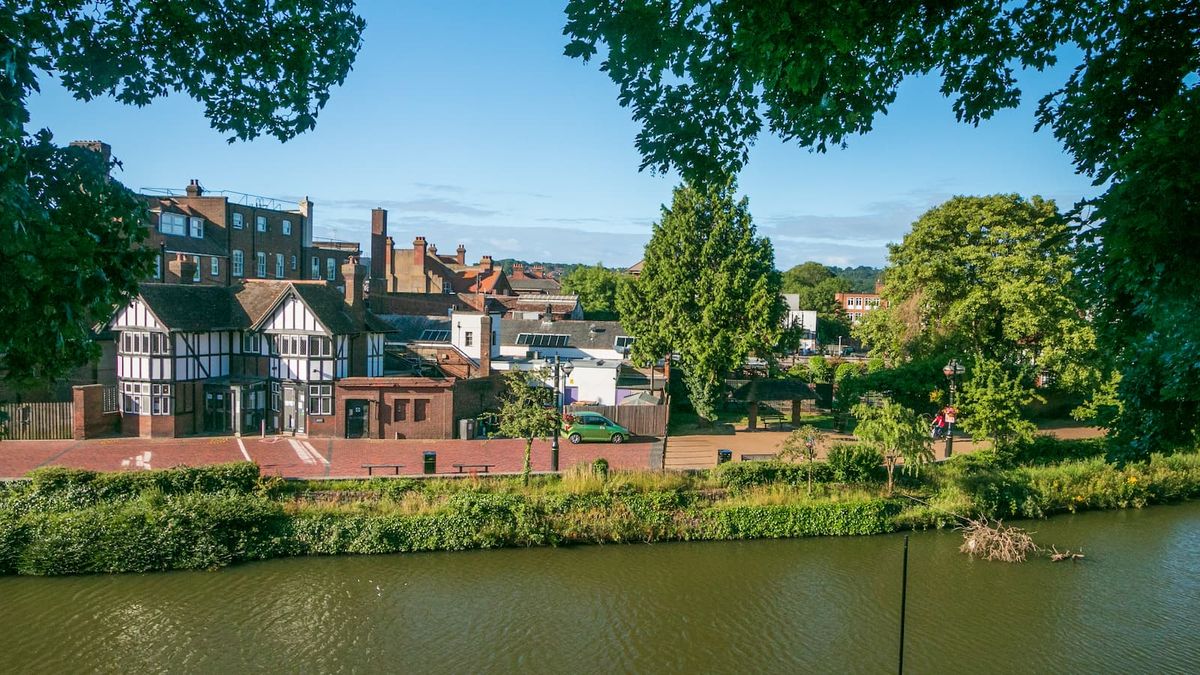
[368,207,514,296]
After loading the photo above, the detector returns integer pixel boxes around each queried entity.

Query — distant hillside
[829,265,882,293]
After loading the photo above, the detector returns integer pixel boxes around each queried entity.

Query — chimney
[168,253,197,284]
[370,208,388,280]
[479,255,494,272]
[69,140,112,169]
[413,236,427,266]
[342,255,366,321]
[299,196,314,248]
[456,244,466,265]
[512,262,524,276]
[185,179,203,197]
[478,315,493,377]
[543,302,554,322]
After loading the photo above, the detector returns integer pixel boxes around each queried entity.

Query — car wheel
[610,433,625,444]
[568,433,582,444]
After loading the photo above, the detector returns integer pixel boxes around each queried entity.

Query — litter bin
[717,449,732,464]
[423,451,437,475]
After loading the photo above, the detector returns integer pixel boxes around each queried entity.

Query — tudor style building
[109,255,389,437]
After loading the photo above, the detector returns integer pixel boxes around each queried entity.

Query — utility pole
[899,535,910,675]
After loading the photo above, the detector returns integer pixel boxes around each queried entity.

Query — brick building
[369,207,514,296]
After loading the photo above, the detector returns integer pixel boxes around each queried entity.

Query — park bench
[362,463,404,476]
[452,463,495,475]
[760,411,787,430]
[740,453,778,462]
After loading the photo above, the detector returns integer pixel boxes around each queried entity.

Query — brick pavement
[0,435,658,479]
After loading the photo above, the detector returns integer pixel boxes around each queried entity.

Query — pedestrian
[931,411,946,439]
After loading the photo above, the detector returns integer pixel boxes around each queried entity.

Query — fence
[1,401,74,440]
[567,399,669,438]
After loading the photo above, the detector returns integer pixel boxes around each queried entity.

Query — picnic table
[452,463,495,475]
[362,463,405,476]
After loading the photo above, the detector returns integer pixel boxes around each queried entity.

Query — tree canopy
[564,0,1200,458]
[619,182,784,421]
[2,1,365,384]
[560,263,627,321]
[491,368,559,484]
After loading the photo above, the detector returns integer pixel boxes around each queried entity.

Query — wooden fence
[1,401,74,440]
[567,400,669,438]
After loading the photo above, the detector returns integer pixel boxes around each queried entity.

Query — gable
[261,293,330,335]
[111,297,164,331]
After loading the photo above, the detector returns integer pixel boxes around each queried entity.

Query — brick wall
[72,384,119,439]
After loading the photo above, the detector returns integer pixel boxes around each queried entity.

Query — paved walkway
[0,435,659,479]
[664,424,1105,470]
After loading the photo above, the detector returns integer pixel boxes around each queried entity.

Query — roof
[499,319,628,349]
[375,315,451,342]
[369,292,471,316]
[509,277,562,293]
[514,294,580,308]
[125,280,387,335]
[625,259,644,275]
[730,379,816,402]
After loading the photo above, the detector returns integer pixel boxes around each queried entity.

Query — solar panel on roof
[516,333,569,347]
[418,329,450,342]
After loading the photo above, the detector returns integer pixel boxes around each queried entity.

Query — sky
[27,1,1099,269]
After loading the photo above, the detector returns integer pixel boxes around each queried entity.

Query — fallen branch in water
[957,517,1040,563]
[1048,546,1085,562]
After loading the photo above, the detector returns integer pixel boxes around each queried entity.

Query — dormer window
[189,216,204,238]
[159,212,186,235]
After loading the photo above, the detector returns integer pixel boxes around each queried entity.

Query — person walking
[931,411,946,439]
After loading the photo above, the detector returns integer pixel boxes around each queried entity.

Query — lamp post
[550,355,574,472]
[942,359,965,459]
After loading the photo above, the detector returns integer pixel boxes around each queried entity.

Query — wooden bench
[362,463,404,476]
[452,463,495,475]
[740,453,778,462]
[761,412,787,430]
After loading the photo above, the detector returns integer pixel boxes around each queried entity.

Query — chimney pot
[185,179,203,197]
[456,244,466,266]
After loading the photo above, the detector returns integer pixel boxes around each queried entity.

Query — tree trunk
[523,438,533,485]
[807,458,814,496]
[885,458,896,496]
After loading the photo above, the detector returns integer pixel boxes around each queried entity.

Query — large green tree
[491,369,559,485]
[619,182,784,422]
[2,2,365,384]
[563,1,1200,457]
[560,263,627,321]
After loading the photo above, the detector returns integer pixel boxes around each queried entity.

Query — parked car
[563,413,630,444]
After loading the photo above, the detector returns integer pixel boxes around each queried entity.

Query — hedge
[698,500,897,539]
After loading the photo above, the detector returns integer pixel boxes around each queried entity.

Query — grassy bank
[2,439,1198,575]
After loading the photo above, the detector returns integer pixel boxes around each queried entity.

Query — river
[2,502,1198,673]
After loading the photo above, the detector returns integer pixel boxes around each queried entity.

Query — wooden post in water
[899,534,909,674]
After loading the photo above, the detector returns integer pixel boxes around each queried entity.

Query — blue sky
[28,2,1097,269]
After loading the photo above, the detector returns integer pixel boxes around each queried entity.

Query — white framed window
[615,335,635,353]
[307,336,332,357]
[274,334,309,356]
[326,258,335,281]
[256,252,266,278]
[159,212,186,236]
[242,333,260,353]
[121,331,166,355]
[189,216,204,238]
[311,257,320,279]
[211,256,220,277]
[442,280,453,294]
[122,381,148,414]
[191,255,201,282]
[282,219,292,236]
[150,383,172,415]
[275,253,284,278]
[464,331,474,347]
[271,382,281,412]
[290,255,297,271]
[232,250,244,277]
[308,384,332,415]
[256,215,267,232]
[232,212,244,229]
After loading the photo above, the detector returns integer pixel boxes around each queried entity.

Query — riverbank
[2,441,1198,575]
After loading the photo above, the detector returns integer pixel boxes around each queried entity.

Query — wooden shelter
[730,379,816,431]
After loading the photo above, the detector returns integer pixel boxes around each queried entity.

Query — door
[204,388,231,433]
[282,385,306,434]
[345,399,368,439]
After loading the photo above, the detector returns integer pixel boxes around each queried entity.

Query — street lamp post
[942,359,965,459]
[550,355,574,472]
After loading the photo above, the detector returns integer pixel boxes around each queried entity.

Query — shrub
[827,444,884,483]
[592,458,610,480]
[699,499,897,538]
[712,460,833,492]
[1008,435,1107,466]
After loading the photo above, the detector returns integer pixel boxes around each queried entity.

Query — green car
[564,413,630,444]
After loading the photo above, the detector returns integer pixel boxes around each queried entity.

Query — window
[232,250,244,277]
[192,255,201,282]
[290,255,297,271]
[256,252,266,278]
[442,280,453,294]
[614,336,635,353]
[308,384,332,415]
[150,383,172,415]
[515,333,569,347]
[414,398,428,422]
[326,258,335,281]
[159,212,186,235]
[210,256,220,277]
[464,331,473,347]
[393,399,407,421]
[271,382,281,412]
[275,335,310,356]
[311,257,321,279]
[232,212,244,229]
[275,253,284,278]
[122,382,148,414]
[242,333,260,353]
[256,215,267,232]
[282,219,292,235]
[121,331,167,355]
[189,216,204,238]
[155,254,162,279]
[307,336,332,357]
